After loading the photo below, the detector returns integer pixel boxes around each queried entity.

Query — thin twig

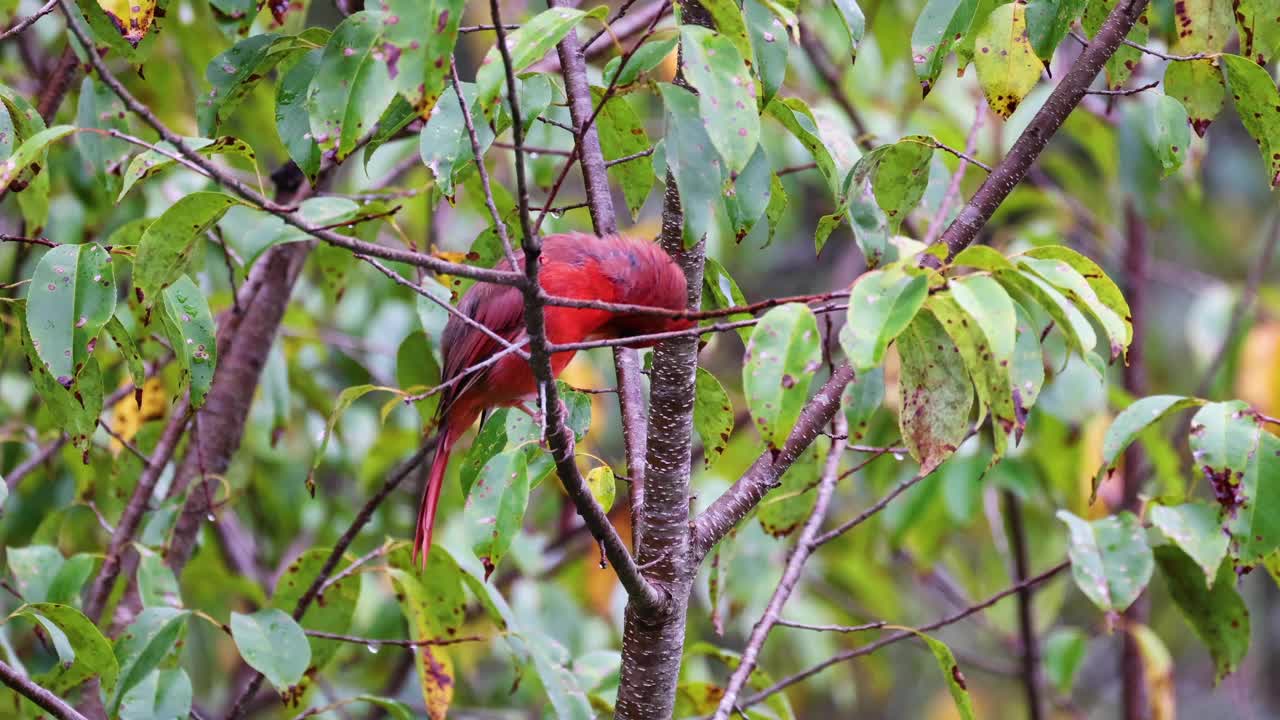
[0,0,58,41]
[742,561,1072,707]
[711,413,848,718]
[1068,29,1215,61]
[931,138,993,173]
[774,619,886,633]
[1085,81,1159,96]
[303,630,488,648]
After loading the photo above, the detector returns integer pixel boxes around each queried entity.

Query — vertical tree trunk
[1120,201,1149,719]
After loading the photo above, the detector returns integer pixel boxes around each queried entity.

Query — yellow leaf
[417,646,454,720]
[973,3,1045,119]
[109,377,166,453]
[1235,321,1280,420]
[1127,623,1176,720]
[96,0,158,46]
[1078,412,1113,518]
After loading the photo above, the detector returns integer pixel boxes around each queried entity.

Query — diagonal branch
[692,365,854,557]
[711,411,849,718]
[936,0,1154,258]
[0,660,88,720]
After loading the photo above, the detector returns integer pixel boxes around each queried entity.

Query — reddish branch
[0,660,87,720]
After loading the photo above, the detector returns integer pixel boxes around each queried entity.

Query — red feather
[412,233,691,567]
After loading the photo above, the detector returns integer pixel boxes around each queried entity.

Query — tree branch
[936,0,1154,258]
[692,365,854,557]
[1003,491,1045,720]
[0,660,88,720]
[743,560,1071,708]
[711,412,848,719]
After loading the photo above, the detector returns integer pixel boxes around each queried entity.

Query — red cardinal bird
[413,232,691,565]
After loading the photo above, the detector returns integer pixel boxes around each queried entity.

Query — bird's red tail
[413,430,454,569]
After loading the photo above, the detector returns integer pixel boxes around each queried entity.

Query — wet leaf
[747,0,792,104]
[12,603,118,694]
[463,449,530,579]
[1189,400,1261,518]
[109,608,190,716]
[157,276,218,408]
[1150,502,1229,585]
[474,6,605,117]
[277,49,324,183]
[307,11,398,162]
[271,548,360,676]
[25,242,115,385]
[1058,510,1153,612]
[133,192,244,307]
[382,0,466,118]
[660,83,724,245]
[839,267,928,372]
[681,25,761,175]
[230,609,310,693]
[592,87,654,221]
[744,303,821,450]
[911,0,980,95]
[118,136,258,201]
[198,30,326,135]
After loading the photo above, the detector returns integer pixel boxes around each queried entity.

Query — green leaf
[1043,628,1088,694]
[832,0,867,62]
[725,146,774,243]
[387,563,458,719]
[592,88,654,221]
[135,548,180,609]
[1016,255,1128,361]
[839,268,929,372]
[759,441,822,537]
[475,6,605,117]
[871,137,934,232]
[681,25,760,175]
[1026,0,1090,63]
[464,449,531,579]
[1096,395,1203,499]
[702,256,753,343]
[1190,400,1262,516]
[118,669,192,720]
[1228,431,1280,566]
[1154,546,1249,682]
[997,267,1097,359]
[21,313,101,453]
[198,30,326,134]
[25,242,115,385]
[911,0,980,95]
[694,367,735,469]
[702,0,754,63]
[586,465,617,513]
[914,632,977,720]
[1082,0,1148,89]
[230,609,311,693]
[1164,59,1226,137]
[419,82,490,199]
[897,310,973,472]
[398,331,442,428]
[133,192,243,307]
[744,303,822,450]
[1020,246,1131,346]
[973,3,1044,118]
[277,48,324,183]
[105,316,145,390]
[841,366,884,441]
[955,0,1000,73]
[684,643,795,720]
[7,546,64,604]
[603,37,678,88]
[308,384,399,492]
[1148,95,1190,177]
[765,97,838,192]
[158,276,218,408]
[1235,0,1280,65]
[660,83,725,245]
[0,125,73,192]
[118,136,257,201]
[1009,300,1045,429]
[307,11,397,162]
[12,603,118,694]
[1150,502,1229,586]
[110,608,189,716]
[271,548,360,676]
[746,0,791,104]
[1173,0,1235,53]
[950,273,1017,363]
[75,77,130,198]
[1058,510,1153,612]
[382,0,466,117]
[1220,54,1280,188]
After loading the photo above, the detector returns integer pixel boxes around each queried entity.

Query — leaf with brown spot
[897,311,972,473]
[1164,59,1226,137]
[974,3,1044,118]
[1221,54,1280,189]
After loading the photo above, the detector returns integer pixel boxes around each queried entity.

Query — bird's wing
[437,280,527,421]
